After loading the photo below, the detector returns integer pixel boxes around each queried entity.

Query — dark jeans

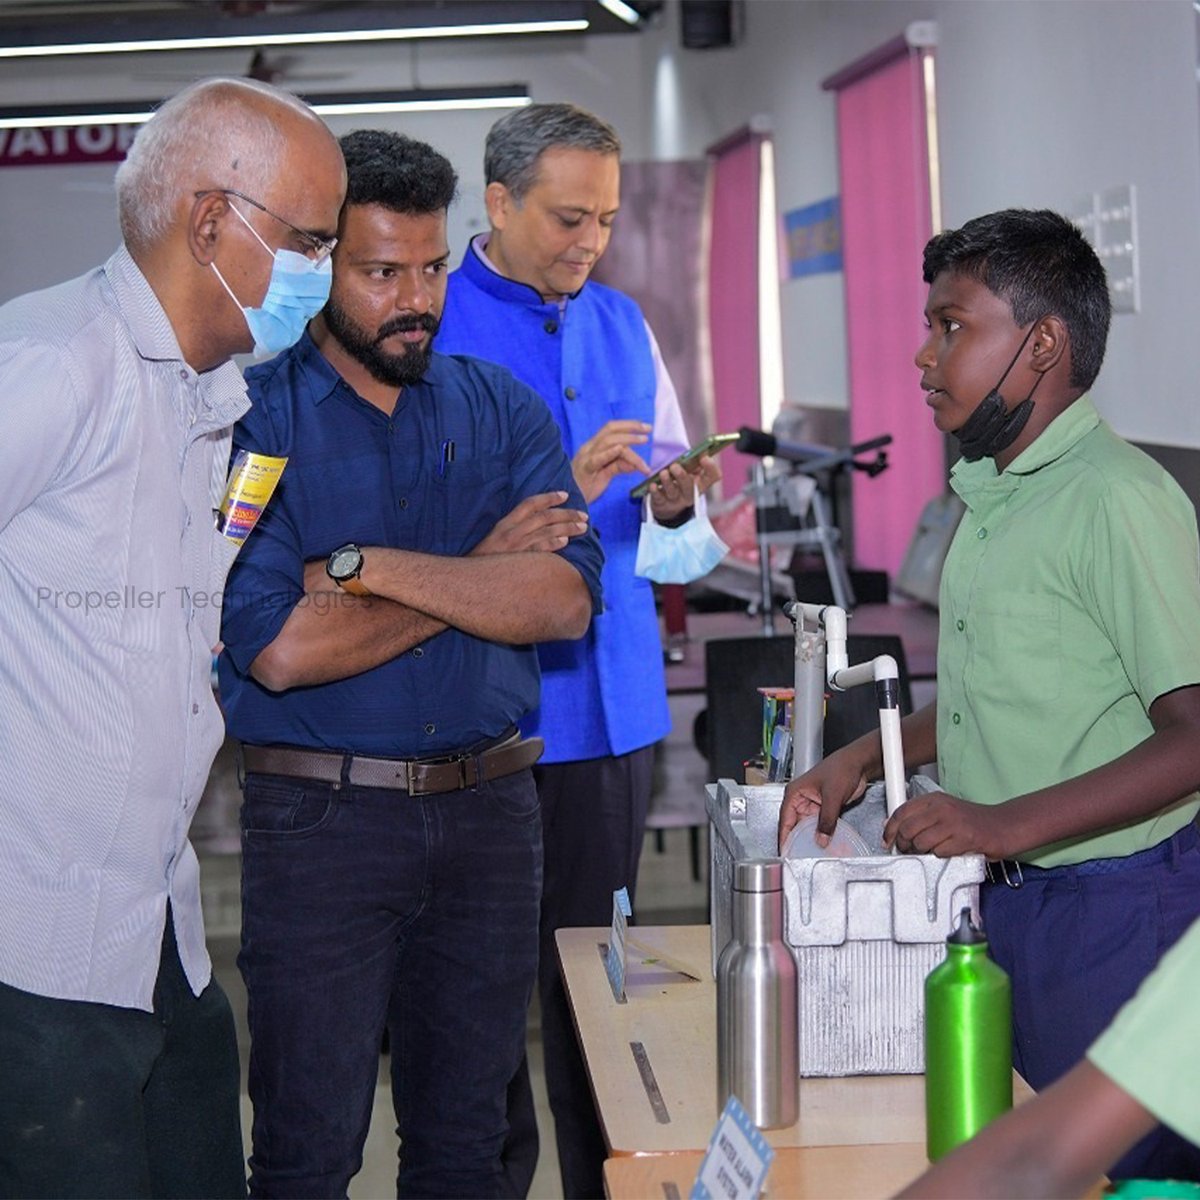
[0,911,245,1199]
[239,768,542,1199]
[502,747,655,1199]
[982,818,1200,1182]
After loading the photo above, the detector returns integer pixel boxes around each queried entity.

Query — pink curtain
[831,49,943,579]
[707,130,763,494]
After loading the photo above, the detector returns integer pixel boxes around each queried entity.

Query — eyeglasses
[195,187,338,264]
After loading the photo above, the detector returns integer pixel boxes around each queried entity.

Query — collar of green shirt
[951,394,1101,502]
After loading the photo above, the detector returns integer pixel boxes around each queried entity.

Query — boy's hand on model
[883,791,1007,859]
[778,752,870,851]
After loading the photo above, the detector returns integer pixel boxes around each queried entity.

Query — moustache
[376,314,439,342]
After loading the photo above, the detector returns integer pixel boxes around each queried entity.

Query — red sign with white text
[0,124,138,168]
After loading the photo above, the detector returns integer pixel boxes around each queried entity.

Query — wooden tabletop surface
[557,924,1032,1160]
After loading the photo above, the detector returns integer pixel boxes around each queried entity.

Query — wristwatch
[326,543,370,596]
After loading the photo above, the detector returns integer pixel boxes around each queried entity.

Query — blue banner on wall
[784,196,842,278]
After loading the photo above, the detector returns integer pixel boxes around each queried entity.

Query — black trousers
[0,910,245,1199]
[501,746,655,1199]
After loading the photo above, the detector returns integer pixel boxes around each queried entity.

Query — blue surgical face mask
[211,204,333,358]
[635,489,730,585]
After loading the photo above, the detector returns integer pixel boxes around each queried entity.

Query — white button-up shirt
[0,247,249,1010]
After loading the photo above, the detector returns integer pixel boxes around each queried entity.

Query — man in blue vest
[438,102,721,1198]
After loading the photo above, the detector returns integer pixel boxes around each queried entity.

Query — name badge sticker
[690,1096,774,1200]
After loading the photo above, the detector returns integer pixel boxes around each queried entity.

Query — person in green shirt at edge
[897,913,1200,1199]
[778,208,1200,1181]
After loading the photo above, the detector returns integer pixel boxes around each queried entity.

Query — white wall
[655,0,1200,449]
[2,0,1198,448]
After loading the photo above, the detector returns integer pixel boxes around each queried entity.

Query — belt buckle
[986,860,1025,889]
[456,755,474,792]
[405,753,470,797]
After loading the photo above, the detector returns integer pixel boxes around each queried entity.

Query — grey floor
[194,602,937,1198]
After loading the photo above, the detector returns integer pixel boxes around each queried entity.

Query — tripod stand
[744,434,892,635]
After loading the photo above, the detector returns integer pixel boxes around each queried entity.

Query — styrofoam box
[707,777,985,1077]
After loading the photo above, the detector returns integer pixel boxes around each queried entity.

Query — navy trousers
[238,768,542,1199]
[0,911,245,1199]
[501,746,655,1199]
[981,818,1200,1181]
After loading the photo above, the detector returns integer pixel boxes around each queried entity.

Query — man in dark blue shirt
[218,129,602,1198]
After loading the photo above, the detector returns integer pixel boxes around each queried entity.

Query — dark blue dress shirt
[218,332,603,757]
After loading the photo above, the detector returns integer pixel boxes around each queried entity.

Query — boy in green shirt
[780,208,1200,1180]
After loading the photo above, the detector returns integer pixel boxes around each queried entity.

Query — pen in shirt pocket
[439,438,456,478]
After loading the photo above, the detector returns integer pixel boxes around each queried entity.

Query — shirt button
[399,498,409,510]
[424,723,436,734]
[543,320,559,334]
[956,619,965,631]
[564,386,577,400]
[178,369,188,381]
[977,527,988,539]
[192,702,200,714]
[412,647,424,658]
[952,712,962,725]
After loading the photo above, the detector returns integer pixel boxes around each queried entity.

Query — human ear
[1029,315,1068,375]
[187,192,228,267]
[484,181,513,230]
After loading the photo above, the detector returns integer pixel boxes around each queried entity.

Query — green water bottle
[924,907,1013,1161]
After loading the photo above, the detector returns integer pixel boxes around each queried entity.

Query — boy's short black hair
[922,209,1111,391]
[338,129,458,215]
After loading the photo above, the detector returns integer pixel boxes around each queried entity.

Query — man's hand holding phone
[630,431,734,519]
[644,455,722,521]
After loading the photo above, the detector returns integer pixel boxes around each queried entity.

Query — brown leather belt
[240,733,544,797]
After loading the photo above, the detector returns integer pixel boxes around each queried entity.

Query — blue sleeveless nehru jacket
[440,248,671,761]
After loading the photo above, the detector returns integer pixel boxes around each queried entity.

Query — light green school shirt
[937,396,1200,868]
[1088,916,1200,1145]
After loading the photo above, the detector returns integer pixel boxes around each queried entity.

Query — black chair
[703,633,912,783]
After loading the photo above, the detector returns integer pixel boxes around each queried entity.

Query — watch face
[329,546,361,578]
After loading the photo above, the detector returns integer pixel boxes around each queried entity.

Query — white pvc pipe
[822,605,849,681]
[785,602,908,816]
[820,603,907,818]
[875,659,906,818]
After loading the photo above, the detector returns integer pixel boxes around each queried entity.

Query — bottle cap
[946,906,986,946]
[733,859,783,893]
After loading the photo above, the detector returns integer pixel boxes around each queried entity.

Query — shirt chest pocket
[424,452,511,553]
[969,591,1063,707]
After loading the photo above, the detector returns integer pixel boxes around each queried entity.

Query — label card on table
[690,1095,774,1200]
[605,886,631,1003]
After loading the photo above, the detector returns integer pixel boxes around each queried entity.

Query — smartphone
[629,432,739,499]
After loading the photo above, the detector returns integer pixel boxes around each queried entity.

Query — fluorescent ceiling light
[598,0,642,25]
[0,86,532,130]
[0,20,588,59]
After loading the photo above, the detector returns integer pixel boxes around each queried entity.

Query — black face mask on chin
[954,321,1044,462]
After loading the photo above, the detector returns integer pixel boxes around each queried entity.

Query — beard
[323,299,440,387]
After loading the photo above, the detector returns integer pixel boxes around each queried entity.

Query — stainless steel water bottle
[924,907,1013,1160]
[717,858,799,1128]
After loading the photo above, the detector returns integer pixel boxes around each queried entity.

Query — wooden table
[557,924,1035,1198]
[603,1144,932,1199]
